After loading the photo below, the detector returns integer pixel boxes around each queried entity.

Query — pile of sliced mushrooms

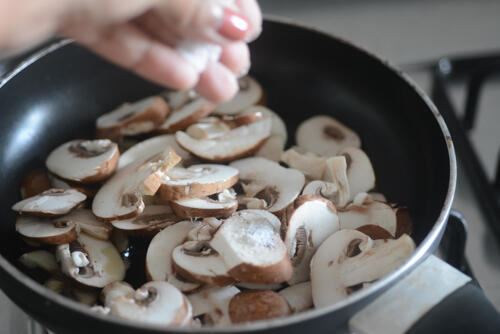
[13,76,415,328]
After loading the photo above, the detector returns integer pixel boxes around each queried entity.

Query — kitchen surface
[1,0,500,332]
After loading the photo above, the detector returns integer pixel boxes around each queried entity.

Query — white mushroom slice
[16,216,77,245]
[47,174,99,198]
[54,209,112,240]
[296,115,361,156]
[20,169,51,199]
[158,92,214,133]
[56,233,126,288]
[281,147,327,180]
[12,188,87,217]
[146,220,201,293]
[323,156,350,208]
[170,189,238,218]
[111,205,178,235]
[254,135,286,162]
[96,96,169,139]
[19,250,59,275]
[310,230,415,308]
[188,286,240,325]
[282,195,340,284]
[228,290,291,323]
[279,281,313,313]
[176,117,272,162]
[210,210,292,284]
[110,281,191,327]
[214,76,264,115]
[159,164,239,201]
[339,147,376,200]
[101,281,135,309]
[230,157,305,215]
[302,180,339,202]
[92,148,181,220]
[46,139,119,184]
[186,119,232,140]
[221,109,263,127]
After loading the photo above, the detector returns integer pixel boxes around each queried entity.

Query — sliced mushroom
[339,147,376,200]
[214,76,264,115]
[96,96,169,140]
[20,169,51,198]
[228,290,291,323]
[253,106,288,162]
[185,118,232,140]
[279,281,313,313]
[54,209,113,240]
[92,148,181,220]
[159,164,239,201]
[146,220,202,293]
[176,117,272,162]
[110,281,191,327]
[368,192,387,203]
[46,139,119,184]
[302,180,338,200]
[221,109,263,127]
[47,174,99,198]
[16,216,78,245]
[101,281,135,309]
[12,188,87,217]
[310,230,415,308]
[281,195,340,284]
[210,210,292,284]
[111,205,178,235]
[296,115,361,156]
[188,286,240,325]
[323,156,350,208]
[158,91,214,133]
[19,250,60,275]
[56,233,126,288]
[170,189,238,219]
[230,157,305,216]
[281,147,327,180]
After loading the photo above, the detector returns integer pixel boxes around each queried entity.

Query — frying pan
[0,17,491,333]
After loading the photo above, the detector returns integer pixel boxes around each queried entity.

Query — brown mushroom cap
[12,188,87,217]
[228,290,291,323]
[170,189,238,219]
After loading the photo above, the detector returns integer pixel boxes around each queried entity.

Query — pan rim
[0,15,457,332]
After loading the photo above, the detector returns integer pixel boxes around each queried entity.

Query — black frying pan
[0,18,494,334]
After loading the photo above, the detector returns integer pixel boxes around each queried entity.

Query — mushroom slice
[101,281,135,309]
[48,174,99,198]
[296,115,361,156]
[96,96,169,140]
[12,188,87,217]
[368,192,387,203]
[158,91,214,133]
[170,189,238,219]
[54,209,113,240]
[253,106,288,161]
[210,210,292,284]
[339,147,376,200]
[188,286,240,325]
[159,164,239,201]
[310,230,415,308]
[20,169,51,199]
[56,233,126,288]
[111,205,178,235]
[176,117,272,162]
[323,156,350,208]
[92,148,181,221]
[146,220,201,293]
[16,216,78,245]
[230,157,305,215]
[110,281,191,327]
[302,180,338,200]
[281,147,327,180]
[46,139,119,184]
[118,134,192,169]
[279,281,313,313]
[19,250,59,275]
[214,76,264,115]
[228,290,291,323]
[221,109,263,127]
[282,195,340,284]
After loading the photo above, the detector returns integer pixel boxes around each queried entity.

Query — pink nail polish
[218,8,250,41]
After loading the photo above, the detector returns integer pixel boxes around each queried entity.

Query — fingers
[195,62,238,103]
[234,0,262,41]
[219,42,250,76]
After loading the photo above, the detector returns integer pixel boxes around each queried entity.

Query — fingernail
[217,8,250,41]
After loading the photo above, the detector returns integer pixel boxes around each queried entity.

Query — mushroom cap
[170,189,238,219]
[146,220,201,293]
[111,205,178,235]
[278,281,313,313]
[96,96,169,138]
[310,229,415,308]
[46,139,119,184]
[12,188,87,217]
[281,147,327,180]
[176,117,272,162]
[57,233,126,288]
[158,93,214,133]
[339,147,376,200]
[15,216,78,245]
[92,148,181,220]
[210,210,292,284]
[281,195,340,284]
[228,290,291,323]
[159,164,239,201]
[54,208,113,240]
[322,156,350,208]
[110,281,190,327]
[188,286,240,325]
[296,115,361,156]
[230,157,305,214]
[20,168,51,199]
[214,76,264,115]
[339,201,401,237]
